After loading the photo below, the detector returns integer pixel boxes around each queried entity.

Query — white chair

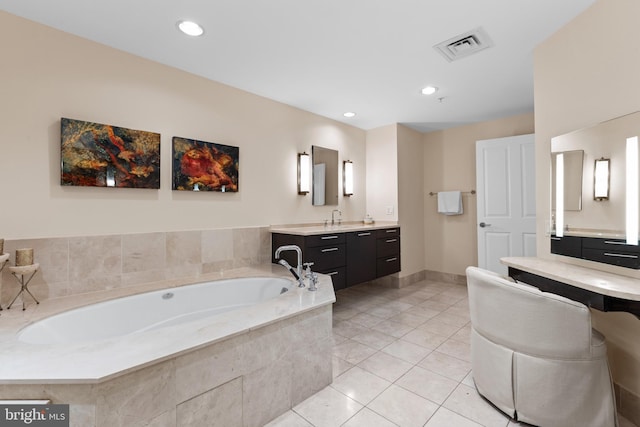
[466,266,617,427]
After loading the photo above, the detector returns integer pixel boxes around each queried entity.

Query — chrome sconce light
[298,152,310,195]
[343,160,354,196]
[594,157,610,201]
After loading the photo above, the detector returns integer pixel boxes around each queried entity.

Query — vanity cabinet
[272,232,347,290]
[271,226,401,290]
[551,235,640,269]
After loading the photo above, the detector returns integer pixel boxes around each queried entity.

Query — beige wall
[0,12,366,239]
[397,125,425,278]
[365,124,398,222]
[422,113,535,276]
[534,0,640,397]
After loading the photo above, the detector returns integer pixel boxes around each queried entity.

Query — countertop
[501,256,640,301]
[270,221,399,236]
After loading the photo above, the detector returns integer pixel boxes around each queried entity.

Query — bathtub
[18,276,291,345]
[0,268,335,427]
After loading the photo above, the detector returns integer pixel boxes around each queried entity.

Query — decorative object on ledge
[298,152,310,195]
[61,118,161,188]
[593,158,610,201]
[343,160,354,196]
[15,248,34,267]
[172,137,239,192]
[428,190,476,196]
[8,263,39,311]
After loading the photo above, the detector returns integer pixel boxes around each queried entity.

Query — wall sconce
[298,152,310,195]
[593,158,610,201]
[343,160,354,196]
[626,137,638,245]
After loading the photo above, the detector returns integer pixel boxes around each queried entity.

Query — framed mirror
[312,145,339,206]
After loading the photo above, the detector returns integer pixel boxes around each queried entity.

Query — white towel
[437,191,463,215]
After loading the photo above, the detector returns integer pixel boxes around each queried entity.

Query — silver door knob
[479,222,491,228]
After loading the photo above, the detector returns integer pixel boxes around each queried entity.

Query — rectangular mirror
[312,145,339,206]
[551,111,640,237]
[551,150,584,211]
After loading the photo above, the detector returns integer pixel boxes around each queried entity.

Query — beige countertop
[501,256,640,301]
[270,221,399,236]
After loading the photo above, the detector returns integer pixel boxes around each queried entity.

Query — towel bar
[429,190,476,196]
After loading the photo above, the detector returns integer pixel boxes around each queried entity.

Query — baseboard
[372,269,467,288]
[615,383,640,426]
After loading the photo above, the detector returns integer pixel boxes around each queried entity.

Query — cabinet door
[346,231,377,286]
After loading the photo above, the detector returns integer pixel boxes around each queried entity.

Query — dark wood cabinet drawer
[346,231,376,286]
[582,248,640,269]
[582,237,640,253]
[376,228,400,238]
[377,236,400,258]
[305,233,345,247]
[306,244,346,271]
[377,255,401,277]
[318,266,346,291]
[550,235,582,258]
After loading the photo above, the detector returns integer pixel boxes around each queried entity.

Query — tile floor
[266,278,637,427]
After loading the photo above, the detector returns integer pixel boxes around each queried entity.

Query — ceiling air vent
[434,27,494,62]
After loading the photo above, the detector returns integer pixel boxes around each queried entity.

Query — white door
[476,134,536,275]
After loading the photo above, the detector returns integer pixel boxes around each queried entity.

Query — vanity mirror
[551,111,640,239]
[312,145,339,206]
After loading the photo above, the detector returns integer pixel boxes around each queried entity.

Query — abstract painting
[60,118,160,188]
[172,137,239,192]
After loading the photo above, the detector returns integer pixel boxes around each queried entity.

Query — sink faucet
[275,245,305,287]
[331,209,342,226]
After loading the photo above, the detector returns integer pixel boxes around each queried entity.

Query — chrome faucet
[275,245,305,287]
[331,209,342,226]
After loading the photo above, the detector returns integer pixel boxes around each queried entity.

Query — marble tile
[402,306,442,320]
[368,384,439,427]
[436,338,472,362]
[141,409,175,427]
[293,386,362,427]
[96,361,176,427]
[331,366,391,405]
[442,384,510,427]
[367,304,404,319]
[350,330,396,350]
[122,232,165,274]
[451,324,472,343]
[166,230,202,278]
[176,377,242,427]
[264,410,313,427]
[370,319,414,338]
[395,366,459,405]
[233,227,262,266]
[418,318,463,338]
[348,312,384,328]
[357,351,413,383]
[243,359,292,427]
[418,350,472,382]
[333,340,378,365]
[381,339,432,364]
[333,356,354,379]
[418,300,452,312]
[242,321,292,370]
[291,338,333,406]
[425,407,483,427]
[431,312,469,328]
[332,320,370,339]
[387,312,429,327]
[332,306,361,321]
[341,407,397,427]
[401,328,449,350]
[175,334,246,403]
[69,235,122,293]
[201,228,234,264]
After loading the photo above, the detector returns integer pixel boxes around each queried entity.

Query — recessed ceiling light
[421,86,438,95]
[343,112,356,118]
[177,20,204,37]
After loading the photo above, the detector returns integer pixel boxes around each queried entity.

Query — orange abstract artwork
[172,137,239,192]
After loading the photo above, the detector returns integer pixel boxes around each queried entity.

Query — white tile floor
[266,279,636,427]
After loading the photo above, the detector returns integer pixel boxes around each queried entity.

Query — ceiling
[0,0,596,132]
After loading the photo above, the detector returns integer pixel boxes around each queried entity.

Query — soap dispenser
[364,214,374,224]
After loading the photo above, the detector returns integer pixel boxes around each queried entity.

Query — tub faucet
[331,209,342,226]
[275,245,305,287]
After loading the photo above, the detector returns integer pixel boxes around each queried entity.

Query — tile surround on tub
[0,226,272,306]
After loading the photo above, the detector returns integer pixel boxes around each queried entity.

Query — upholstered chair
[466,266,617,427]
